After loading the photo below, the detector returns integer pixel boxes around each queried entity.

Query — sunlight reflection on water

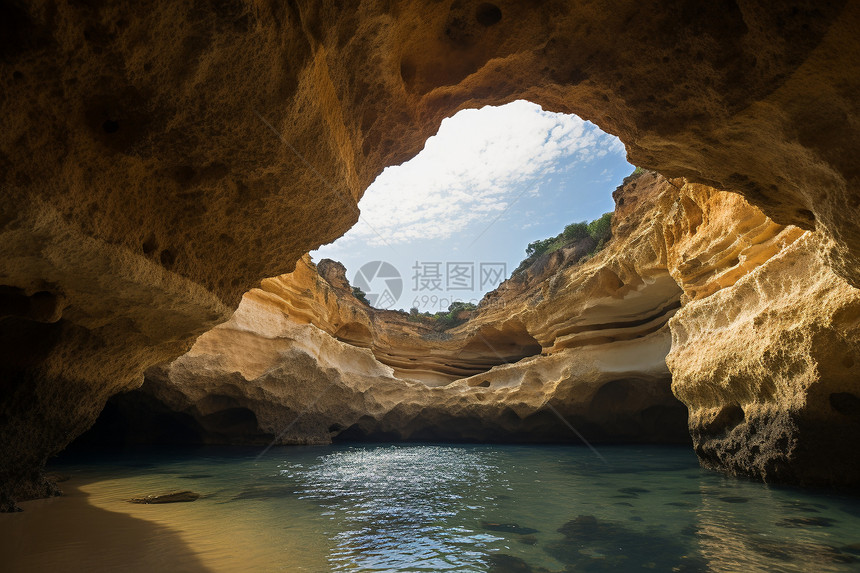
[289,446,504,571]
[5,444,860,573]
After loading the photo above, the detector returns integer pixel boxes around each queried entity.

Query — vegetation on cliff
[406,301,479,329]
[513,211,614,276]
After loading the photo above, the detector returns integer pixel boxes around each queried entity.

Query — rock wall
[664,187,860,485]
[136,294,686,446]
[129,171,860,487]
[123,173,689,446]
[2,0,859,507]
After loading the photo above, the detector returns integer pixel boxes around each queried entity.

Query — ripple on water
[8,444,860,573]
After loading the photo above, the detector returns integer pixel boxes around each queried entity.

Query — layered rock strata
[663,185,860,485]
[126,172,860,487]
[103,173,690,447]
[2,0,859,506]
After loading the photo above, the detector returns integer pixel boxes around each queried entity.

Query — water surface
[3,444,860,572]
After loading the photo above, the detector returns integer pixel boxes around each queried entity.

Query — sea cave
[2,1,860,571]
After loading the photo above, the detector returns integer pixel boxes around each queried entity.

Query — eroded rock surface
[129,172,860,487]
[664,188,860,485]
[2,0,859,506]
[109,173,690,447]
[128,491,200,504]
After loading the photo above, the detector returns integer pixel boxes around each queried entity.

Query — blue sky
[311,100,633,312]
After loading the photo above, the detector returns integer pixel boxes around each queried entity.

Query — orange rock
[2,1,860,507]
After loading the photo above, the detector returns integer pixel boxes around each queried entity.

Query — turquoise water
[28,445,860,571]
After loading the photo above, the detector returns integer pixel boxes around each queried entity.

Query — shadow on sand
[0,479,212,573]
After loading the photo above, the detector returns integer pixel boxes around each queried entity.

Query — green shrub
[352,286,370,305]
[587,212,612,244]
[433,302,478,328]
[526,238,554,258]
[448,301,477,314]
[514,212,614,274]
[563,221,589,240]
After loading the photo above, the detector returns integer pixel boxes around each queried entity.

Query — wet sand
[0,474,329,572]
[0,479,212,572]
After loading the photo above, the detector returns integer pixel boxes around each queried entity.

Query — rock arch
[1,0,859,508]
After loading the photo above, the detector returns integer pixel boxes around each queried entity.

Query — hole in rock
[0,316,64,383]
[314,101,631,314]
[797,208,816,226]
[313,100,636,384]
[101,119,119,133]
[141,234,157,255]
[830,393,860,417]
[475,3,502,26]
[70,389,276,448]
[159,248,176,268]
[704,404,745,435]
[69,389,205,447]
[334,322,373,348]
[199,407,260,436]
[0,287,61,323]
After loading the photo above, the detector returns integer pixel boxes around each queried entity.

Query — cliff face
[130,171,860,486]
[2,0,860,507]
[664,192,860,485]
[656,181,860,485]
[130,173,689,446]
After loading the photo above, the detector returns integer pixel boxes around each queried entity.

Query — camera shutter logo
[353,261,403,308]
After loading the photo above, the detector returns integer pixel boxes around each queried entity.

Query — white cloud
[324,100,625,247]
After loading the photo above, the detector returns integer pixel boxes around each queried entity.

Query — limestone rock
[133,172,860,487]
[103,173,690,446]
[645,179,860,485]
[2,0,860,506]
[135,283,687,445]
[667,229,860,485]
[128,491,200,504]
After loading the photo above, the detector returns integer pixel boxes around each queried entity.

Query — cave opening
[4,4,860,571]
[312,100,633,316]
[73,101,690,450]
[305,100,641,385]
